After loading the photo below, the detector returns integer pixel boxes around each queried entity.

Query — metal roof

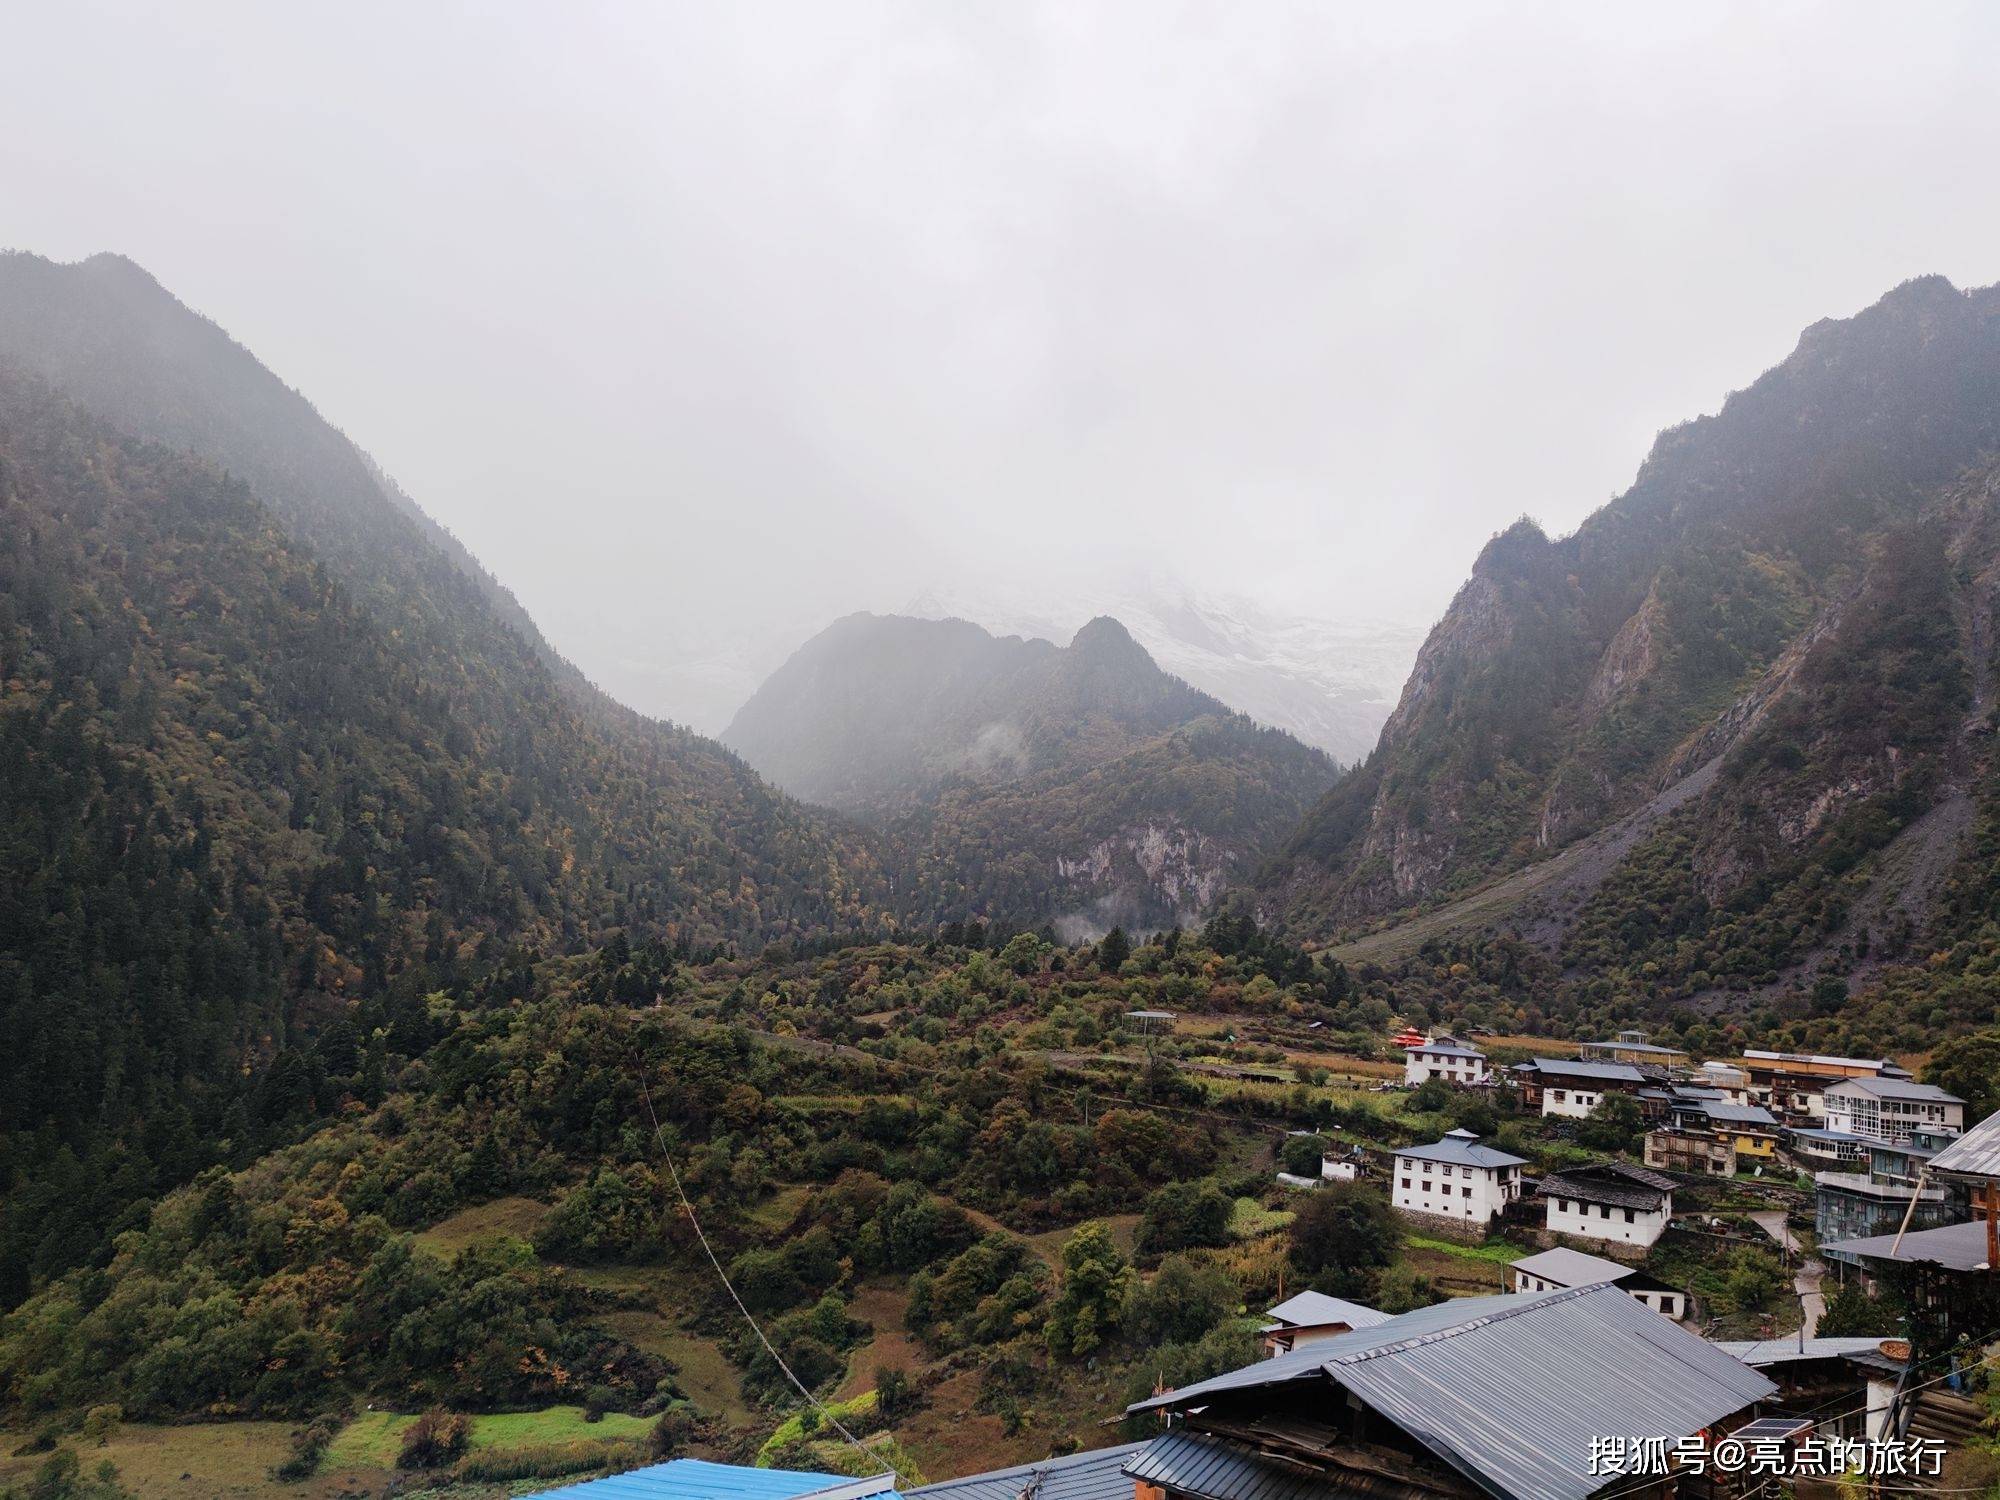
[1405,1042,1485,1059]
[1507,1247,1633,1288]
[1730,1417,1814,1442]
[906,1444,1146,1500]
[530,1461,900,1500]
[1122,1431,1380,1500]
[1820,1218,1994,1272]
[1926,1110,2000,1180]
[1826,1077,1963,1104]
[1525,1057,1648,1083]
[1581,1039,1686,1056]
[1695,1102,1779,1127]
[1263,1292,1390,1330]
[1713,1337,1905,1369]
[1742,1049,1904,1072]
[1392,1129,1526,1170]
[1131,1285,1774,1500]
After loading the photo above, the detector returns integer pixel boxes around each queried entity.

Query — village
[510,1014,2000,1500]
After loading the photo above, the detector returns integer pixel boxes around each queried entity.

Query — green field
[1228,1196,1295,1238]
[324,1405,653,1468]
[1405,1234,1525,1266]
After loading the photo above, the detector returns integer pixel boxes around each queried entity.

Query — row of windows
[1553,1197,1644,1223]
[1400,1179,1475,1196]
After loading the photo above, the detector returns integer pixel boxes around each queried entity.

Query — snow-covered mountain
[893,583,1424,765]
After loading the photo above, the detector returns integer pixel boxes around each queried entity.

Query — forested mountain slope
[0,253,881,952]
[727,613,1338,931]
[1259,274,2000,1036]
[0,257,889,1306]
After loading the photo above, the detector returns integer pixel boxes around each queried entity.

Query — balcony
[1815,1171,1946,1202]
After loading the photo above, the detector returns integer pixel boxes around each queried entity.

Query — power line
[634,1070,908,1487]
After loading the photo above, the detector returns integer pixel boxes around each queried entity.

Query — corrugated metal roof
[1132,1286,1773,1500]
[529,1460,899,1500]
[1581,1039,1686,1056]
[1696,1102,1778,1127]
[1392,1130,1526,1169]
[1927,1110,2000,1181]
[1122,1430,1383,1500]
[1827,1077,1962,1104]
[1821,1218,1994,1271]
[1525,1057,1648,1083]
[1713,1337,1903,1369]
[1263,1292,1390,1329]
[1742,1049,1900,1070]
[905,1444,1146,1500]
[1506,1247,1632,1288]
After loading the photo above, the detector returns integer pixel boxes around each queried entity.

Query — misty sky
[6,2,2000,731]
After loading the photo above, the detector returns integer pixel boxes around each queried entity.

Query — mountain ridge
[726,610,1339,931]
[1256,273,2000,1051]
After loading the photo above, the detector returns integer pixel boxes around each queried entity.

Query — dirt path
[1749,1210,1798,1253]
[1748,1210,1825,1338]
[1795,1256,1825,1339]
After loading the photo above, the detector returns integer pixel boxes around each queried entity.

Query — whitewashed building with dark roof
[1401,1037,1489,1087]
[1539,1161,1676,1249]
[1823,1076,1964,1143]
[1514,1057,1651,1118]
[1389,1128,1525,1228]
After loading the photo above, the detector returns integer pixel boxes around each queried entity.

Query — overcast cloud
[5,2,2000,731]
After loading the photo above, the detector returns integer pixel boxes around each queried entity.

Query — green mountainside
[11,255,2000,1495]
[726,612,1338,931]
[0,925,1390,1481]
[1258,275,2000,1047]
[0,256,890,1306]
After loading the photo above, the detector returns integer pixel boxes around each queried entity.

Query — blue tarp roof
[529,1459,901,1500]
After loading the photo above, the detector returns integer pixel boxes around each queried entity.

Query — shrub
[1125,1255,1237,1345]
[650,1405,697,1459]
[270,1418,338,1483]
[451,1441,610,1484]
[1287,1181,1401,1301]
[79,1407,122,1444]
[1045,1222,1136,1359]
[874,1367,914,1419]
[1278,1135,1330,1177]
[1137,1182,1233,1254]
[397,1408,472,1469]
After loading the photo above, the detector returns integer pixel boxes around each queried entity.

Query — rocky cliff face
[1260,276,2000,959]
